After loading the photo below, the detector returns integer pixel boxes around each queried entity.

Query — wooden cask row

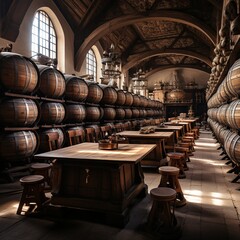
[124,92,133,106]
[226,99,240,129]
[132,94,141,107]
[216,104,229,125]
[0,98,39,127]
[218,128,231,146]
[99,85,118,105]
[147,109,154,118]
[0,52,39,94]
[64,74,88,102]
[139,95,148,108]
[224,132,240,166]
[102,107,116,120]
[0,131,38,161]
[132,108,140,118]
[115,108,125,120]
[124,108,132,119]
[85,80,103,104]
[226,58,240,98]
[85,106,101,122]
[37,65,66,98]
[65,104,86,123]
[40,102,65,124]
[115,89,126,106]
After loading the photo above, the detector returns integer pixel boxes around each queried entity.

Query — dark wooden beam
[0,0,33,42]
[74,0,112,51]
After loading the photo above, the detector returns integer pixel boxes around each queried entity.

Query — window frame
[31,10,57,59]
[86,48,97,81]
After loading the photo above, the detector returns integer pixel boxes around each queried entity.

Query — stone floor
[0,129,240,240]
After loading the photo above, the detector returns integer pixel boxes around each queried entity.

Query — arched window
[86,49,97,81]
[31,10,57,59]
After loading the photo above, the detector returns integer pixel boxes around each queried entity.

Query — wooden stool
[159,166,187,207]
[147,187,177,231]
[16,175,48,215]
[31,163,52,188]
[178,142,193,158]
[174,146,189,171]
[167,152,186,178]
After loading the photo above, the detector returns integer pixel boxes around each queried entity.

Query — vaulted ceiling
[1,0,223,87]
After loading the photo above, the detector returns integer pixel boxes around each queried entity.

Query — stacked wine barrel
[207,58,240,170]
[37,64,66,153]
[0,52,164,181]
[0,52,39,165]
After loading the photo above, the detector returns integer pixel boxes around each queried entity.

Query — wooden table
[151,125,183,143]
[34,142,156,227]
[178,118,199,128]
[164,121,190,133]
[117,131,174,167]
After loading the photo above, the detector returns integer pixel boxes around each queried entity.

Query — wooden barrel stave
[0,131,38,160]
[64,74,88,102]
[37,65,66,98]
[65,104,86,123]
[0,98,39,127]
[40,102,65,124]
[0,52,39,94]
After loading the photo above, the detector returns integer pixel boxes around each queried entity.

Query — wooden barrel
[124,92,133,106]
[64,74,88,102]
[0,52,39,94]
[38,128,64,153]
[99,85,118,105]
[132,94,141,107]
[85,106,101,122]
[143,109,148,118]
[124,108,132,119]
[217,80,230,103]
[85,80,103,104]
[218,128,231,146]
[132,108,140,118]
[0,131,38,160]
[216,104,229,125]
[115,89,126,106]
[37,65,66,98]
[65,104,86,123]
[40,102,65,124]
[207,108,218,121]
[226,99,240,129]
[115,108,125,120]
[0,98,39,127]
[103,107,116,120]
[147,109,154,118]
[138,109,144,118]
[224,132,240,166]
[225,58,240,98]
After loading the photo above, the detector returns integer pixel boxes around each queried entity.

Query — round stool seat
[159,166,179,175]
[150,187,176,201]
[31,163,52,188]
[20,175,44,184]
[167,152,185,158]
[31,163,51,170]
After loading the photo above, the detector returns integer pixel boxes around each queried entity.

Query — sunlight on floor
[195,142,219,147]
[184,189,225,206]
[189,157,225,166]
